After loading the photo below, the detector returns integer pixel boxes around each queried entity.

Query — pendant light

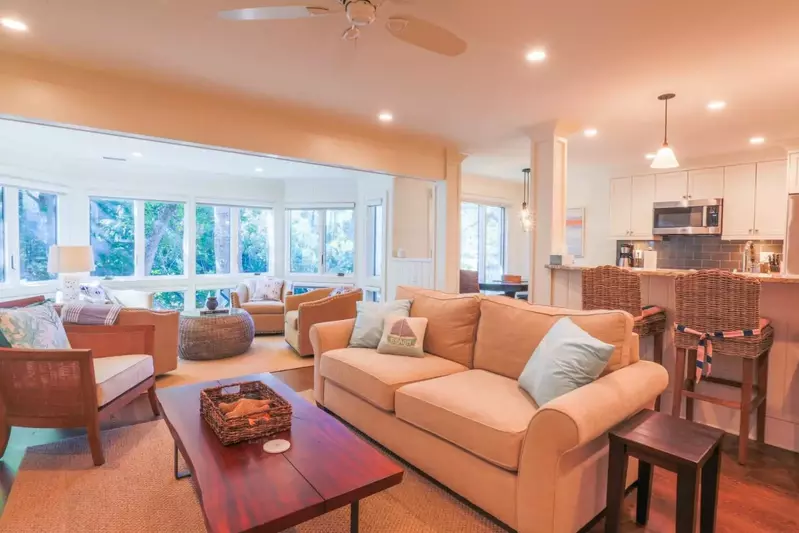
[520,168,533,232]
[651,93,680,169]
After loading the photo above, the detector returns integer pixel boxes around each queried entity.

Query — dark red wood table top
[156,373,404,533]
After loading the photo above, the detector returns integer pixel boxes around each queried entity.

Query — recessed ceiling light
[525,49,547,62]
[0,17,28,32]
[583,128,598,138]
[645,153,657,160]
[255,167,263,172]
[131,152,143,157]
[750,136,766,145]
[707,100,726,111]
[378,111,393,123]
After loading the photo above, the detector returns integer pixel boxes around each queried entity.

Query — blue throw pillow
[518,317,615,406]
[349,300,412,349]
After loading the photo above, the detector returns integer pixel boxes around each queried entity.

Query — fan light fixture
[520,168,533,232]
[651,93,679,169]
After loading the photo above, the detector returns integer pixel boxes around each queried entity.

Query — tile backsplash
[616,236,783,271]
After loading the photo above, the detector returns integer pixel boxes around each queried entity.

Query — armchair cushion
[93,354,154,406]
[0,302,71,350]
[241,301,285,315]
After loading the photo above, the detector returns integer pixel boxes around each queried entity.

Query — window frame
[285,205,356,279]
[365,199,386,283]
[460,199,508,283]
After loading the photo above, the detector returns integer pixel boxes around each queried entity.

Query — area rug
[1,420,506,532]
[157,335,313,389]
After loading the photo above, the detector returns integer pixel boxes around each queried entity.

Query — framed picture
[566,208,585,258]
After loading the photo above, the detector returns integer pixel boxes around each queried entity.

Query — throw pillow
[251,277,284,302]
[0,302,71,350]
[349,300,412,349]
[377,316,428,357]
[518,317,614,406]
[80,283,112,304]
[329,286,354,296]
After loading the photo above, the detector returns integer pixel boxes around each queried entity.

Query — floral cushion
[247,277,284,302]
[0,302,71,350]
[329,286,355,296]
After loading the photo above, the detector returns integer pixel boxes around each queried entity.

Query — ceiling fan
[218,0,467,57]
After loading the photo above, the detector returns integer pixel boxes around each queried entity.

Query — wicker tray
[200,381,292,446]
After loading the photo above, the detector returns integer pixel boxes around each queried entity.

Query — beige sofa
[231,280,292,334]
[284,288,362,357]
[310,287,669,533]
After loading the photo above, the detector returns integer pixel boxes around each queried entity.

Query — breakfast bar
[547,264,799,454]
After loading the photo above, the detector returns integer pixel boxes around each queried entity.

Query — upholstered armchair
[284,289,362,357]
[231,279,292,335]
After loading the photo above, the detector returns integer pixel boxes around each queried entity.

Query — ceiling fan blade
[386,16,467,57]
[218,6,338,21]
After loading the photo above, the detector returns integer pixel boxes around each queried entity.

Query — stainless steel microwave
[652,198,722,236]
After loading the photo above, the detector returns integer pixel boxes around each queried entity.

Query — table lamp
[47,245,95,302]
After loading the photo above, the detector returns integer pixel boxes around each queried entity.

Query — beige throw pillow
[251,277,284,302]
[377,316,428,358]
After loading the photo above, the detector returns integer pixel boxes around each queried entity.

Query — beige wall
[392,177,435,259]
[0,52,452,181]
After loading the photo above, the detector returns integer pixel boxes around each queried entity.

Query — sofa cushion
[93,354,154,407]
[241,301,284,315]
[285,310,299,330]
[320,348,467,412]
[473,297,633,379]
[395,287,480,367]
[395,369,537,471]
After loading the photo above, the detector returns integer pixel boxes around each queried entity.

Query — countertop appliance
[652,198,722,236]
[783,194,799,274]
[618,243,634,268]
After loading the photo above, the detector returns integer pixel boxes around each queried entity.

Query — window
[460,202,506,282]
[289,208,355,275]
[0,188,4,283]
[145,201,185,276]
[366,202,384,278]
[238,208,272,274]
[90,198,135,277]
[195,288,232,309]
[196,204,231,275]
[153,291,185,311]
[364,288,382,303]
[19,189,58,282]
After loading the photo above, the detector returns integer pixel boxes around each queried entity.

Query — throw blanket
[675,319,769,383]
[61,302,123,326]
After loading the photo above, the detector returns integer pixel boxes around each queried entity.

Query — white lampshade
[47,245,95,274]
[650,144,680,169]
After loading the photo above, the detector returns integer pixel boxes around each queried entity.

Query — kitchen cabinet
[722,161,787,240]
[654,171,688,202]
[630,174,656,237]
[688,167,724,199]
[609,177,632,238]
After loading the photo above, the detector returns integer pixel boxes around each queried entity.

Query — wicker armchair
[673,269,773,464]
[284,289,363,357]
[0,297,159,467]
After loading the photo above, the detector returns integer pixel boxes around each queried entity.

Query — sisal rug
[157,335,313,389]
[1,416,506,532]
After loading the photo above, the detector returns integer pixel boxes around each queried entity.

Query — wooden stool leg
[87,418,105,467]
[672,348,687,418]
[700,445,721,533]
[685,349,697,422]
[675,465,699,533]
[739,357,755,465]
[604,439,628,533]
[757,351,770,444]
[636,460,653,525]
[148,385,160,417]
[653,332,664,412]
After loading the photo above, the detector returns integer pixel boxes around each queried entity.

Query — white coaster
[263,439,291,454]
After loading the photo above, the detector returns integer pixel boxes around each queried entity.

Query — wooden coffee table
[156,373,404,533]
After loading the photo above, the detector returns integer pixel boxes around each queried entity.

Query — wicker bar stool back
[582,266,667,409]
[672,269,773,464]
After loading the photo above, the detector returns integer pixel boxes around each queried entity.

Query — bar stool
[582,266,667,410]
[672,269,773,465]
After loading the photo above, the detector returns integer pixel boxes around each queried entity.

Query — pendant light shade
[651,93,679,169]
[520,168,533,232]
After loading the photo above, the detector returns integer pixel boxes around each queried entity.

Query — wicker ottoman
[178,309,255,361]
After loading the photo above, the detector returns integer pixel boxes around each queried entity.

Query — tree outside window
[19,189,58,282]
[90,198,135,277]
[196,204,231,275]
[145,201,184,276]
[238,208,271,274]
[289,208,354,275]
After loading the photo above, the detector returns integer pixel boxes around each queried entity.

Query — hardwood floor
[1,365,797,532]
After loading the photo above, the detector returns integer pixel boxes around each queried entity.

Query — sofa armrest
[309,318,355,405]
[516,360,668,533]
[231,283,249,308]
[285,288,332,312]
[115,309,179,375]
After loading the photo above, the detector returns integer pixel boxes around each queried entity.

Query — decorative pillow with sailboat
[377,316,428,358]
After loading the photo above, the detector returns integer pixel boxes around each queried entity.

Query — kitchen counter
[546,264,799,283]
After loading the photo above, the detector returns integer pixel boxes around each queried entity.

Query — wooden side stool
[583,266,668,410]
[605,410,724,533]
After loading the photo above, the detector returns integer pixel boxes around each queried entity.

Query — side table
[605,410,724,533]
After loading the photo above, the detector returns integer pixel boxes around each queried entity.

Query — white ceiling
[2,0,799,179]
[0,118,373,180]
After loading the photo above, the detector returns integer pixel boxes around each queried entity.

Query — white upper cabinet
[722,163,757,239]
[654,171,688,202]
[688,167,725,199]
[609,177,632,238]
[754,160,788,238]
[630,175,656,237]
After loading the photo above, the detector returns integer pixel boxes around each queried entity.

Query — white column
[528,121,575,304]
[442,149,466,293]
